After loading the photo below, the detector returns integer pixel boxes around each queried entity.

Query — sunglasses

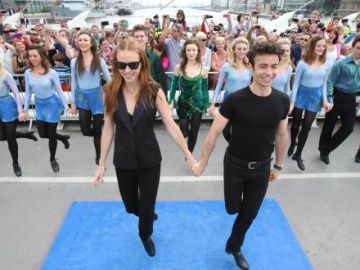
[115,61,140,70]
[201,39,207,42]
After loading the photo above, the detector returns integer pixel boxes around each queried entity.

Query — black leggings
[78,109,103,160]
[290,107,317,157]
[37,120,68,161]
[115,165,161,242]
[179,112,202,153]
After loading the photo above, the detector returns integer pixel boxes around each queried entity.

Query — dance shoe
[13,163,22,177]
[320,153,330,165]
[225,242,249,269]
[292,155,305,171]
[287,143,296,157]
[355,149,360,163]
[50,160,60,173]
[142,237,156,257]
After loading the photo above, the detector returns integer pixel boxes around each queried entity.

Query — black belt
[226,151,272,170]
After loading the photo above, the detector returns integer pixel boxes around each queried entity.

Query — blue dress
[24,69,68,123]
[0,71,23,122]
[272,65,293,95]
[290,60,331,112]
[70,58,111,115]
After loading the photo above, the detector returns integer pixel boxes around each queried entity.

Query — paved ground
[0,121,360,270]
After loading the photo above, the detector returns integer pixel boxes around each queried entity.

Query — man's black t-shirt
[220,86,290,161]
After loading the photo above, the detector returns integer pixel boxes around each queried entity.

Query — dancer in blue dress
[288,36,332,170]
[272,38,293,94]
[207,37,252,142]
[0,57,37,177]
[69,32,111,165]
[22,45,70,173]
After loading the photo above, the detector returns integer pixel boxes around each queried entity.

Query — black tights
[0,120,19,165]
[290,107,317,157]
[37,120,68,161]
[179,112,202,153]
[78,109,103,160]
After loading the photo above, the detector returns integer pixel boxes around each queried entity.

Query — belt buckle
[248,161,257,170]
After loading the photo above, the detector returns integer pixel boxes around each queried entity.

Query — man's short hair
[173,23,183,34]
[132,24,146,34]
[352,35,360,48]
[53,52,65,62]
[356,22,360,29]
[247,41,283,67]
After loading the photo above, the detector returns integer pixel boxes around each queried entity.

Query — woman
[325,28,341,67]
[94,38,196,257]
[175,9,187,32]
[208,37,251,141]
[210,36,227,88]
[196,31,212,70]
[22,45,70,173]
[69,32,111,165]
[168,39,210,153]
[0,56,37,177]
[272,38,293,94]
[99,38,113,71]
[12,41,28,74]
[288,36,332,170]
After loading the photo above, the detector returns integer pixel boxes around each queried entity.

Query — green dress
[169,73,210,119]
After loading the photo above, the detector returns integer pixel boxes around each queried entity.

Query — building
[14,0,56,13]
[0,0,17,10]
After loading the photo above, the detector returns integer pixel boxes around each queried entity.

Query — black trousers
[224,151,270,252]
[319,91,357,155]
[115,164,161,242]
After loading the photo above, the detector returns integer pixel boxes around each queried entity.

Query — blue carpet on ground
[42,199,312,270]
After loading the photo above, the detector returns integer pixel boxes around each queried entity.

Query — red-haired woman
[94,38,196,257]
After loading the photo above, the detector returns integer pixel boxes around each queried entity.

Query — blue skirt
[76,87,104,115]
[294,85,323,113]
[0,95,18,122]
[35,95,64,123]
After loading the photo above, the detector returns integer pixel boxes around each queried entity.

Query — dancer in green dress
[169,39,210,152]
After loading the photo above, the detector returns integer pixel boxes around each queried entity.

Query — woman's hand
[207,104,216,116]
[69,103,78,115]
[323,100,333,113]
[94,165,106,187]
[18,112,27,122]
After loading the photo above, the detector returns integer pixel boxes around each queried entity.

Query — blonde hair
[228,37,249,68]
[277,38,292,67]
[195,31,207,40]
[215,37,225,45]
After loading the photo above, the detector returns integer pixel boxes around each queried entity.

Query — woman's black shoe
[225,243,249,269]
[292,155,305,171]
[13,163,22,177]
[50,160,60,173]
[355,149,360,163]
[62,135,70,149]
[287,143,296,157]
[28,131,38,142]
[142,237,156,257]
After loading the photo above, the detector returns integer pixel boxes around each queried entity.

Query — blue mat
[42,199,312,270]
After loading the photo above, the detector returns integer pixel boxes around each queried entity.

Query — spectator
[153,43,169,71]
[210,36,227,88]
[309,10,320,25]
[292,33,310,67]
[207,31,217,51]
[272,38,293,94]
[12,41,28,75]
[0,35,15,73]
[325,28,341,67]
[196,31,212,70]
[326,16,340,31]
[53,52,71,92]
[176,9,187,32]
[98,38,113,71]
[132,24,168,95]
[301,22,311,35]
[91,25,101,46]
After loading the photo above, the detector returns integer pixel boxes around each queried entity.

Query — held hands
[207,104,216,117]
[288,102,294,115]
[68,103,78,115]
[192,161,205,177]
[18,112,27,122]
[323,101,333,113]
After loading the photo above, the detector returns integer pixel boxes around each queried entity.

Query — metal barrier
[10,72,360,130]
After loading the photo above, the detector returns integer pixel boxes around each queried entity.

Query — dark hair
[352,35,360,48]
[332,16,340,21]
[237,14,242,22]
[326,28,339,44]
[153,43,167,59]
[247,41,283,67]
[179,39,201,74]
[302,36,326,64]
[176,9,185,23]
[132,24,147,34]
[357,22,360,29]
[27,44,51,74]
[53,52,65,62]
[76,31,100,75]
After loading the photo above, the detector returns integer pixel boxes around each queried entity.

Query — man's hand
[269,169,280,181]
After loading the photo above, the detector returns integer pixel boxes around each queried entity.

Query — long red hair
[104,38,157,115]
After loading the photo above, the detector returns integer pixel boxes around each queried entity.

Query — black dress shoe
[320,153,330,165]
[154,212,158,221]
[50,160,60,173]
[355,150,360,163]
[13,163,22,177]
[292,155,305,171]
[95,157,99,165]
[142,237,156,257]
[225,245,249,269]
[287,143,296,157]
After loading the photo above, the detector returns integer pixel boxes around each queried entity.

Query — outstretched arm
[193,112,228,176]
[156,88,196,171]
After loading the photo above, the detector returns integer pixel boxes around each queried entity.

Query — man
[292,33,310,67]
[318,36,360,164]
[193,42,289,269]
[159,21,185,85]
[132,24,167,95]
[91,25,101,46]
